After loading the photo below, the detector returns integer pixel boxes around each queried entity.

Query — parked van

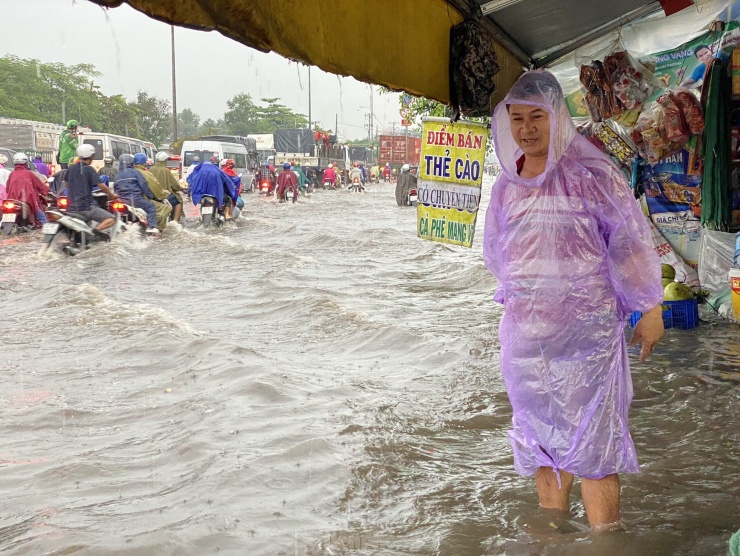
[180,140,255,192]
[78,132,157,172]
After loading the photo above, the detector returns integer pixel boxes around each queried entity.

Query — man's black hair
[694,44,710,56]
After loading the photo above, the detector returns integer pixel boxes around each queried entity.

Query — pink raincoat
[483,71,662,479]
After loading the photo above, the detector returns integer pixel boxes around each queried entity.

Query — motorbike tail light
[58,197,69,208]
[410,189,417,195]
[2,200,14,211]
[111,202,125,211]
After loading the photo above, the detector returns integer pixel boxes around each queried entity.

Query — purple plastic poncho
[483,71,663,480]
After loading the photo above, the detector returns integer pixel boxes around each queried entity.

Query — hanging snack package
[603,50,655,127]
[580,61,618,122]
[656,92,689,144]
[673,89,705,136]
[636,104,676,164]
[593,121,637,167]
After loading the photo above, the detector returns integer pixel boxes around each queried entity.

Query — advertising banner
[642,149,703,267]
[417,118,488,248]
[649,21,740,93]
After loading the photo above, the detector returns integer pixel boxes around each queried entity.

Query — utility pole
[335,113,338,137]
[171,25,178,148]
[369,85,374,144]
[308,65,312,130]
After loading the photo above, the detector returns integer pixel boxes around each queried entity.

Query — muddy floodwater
[0,182,738,555]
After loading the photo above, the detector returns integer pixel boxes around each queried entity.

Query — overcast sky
[0,0,404,140]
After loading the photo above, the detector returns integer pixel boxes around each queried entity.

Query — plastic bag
[633,103,684,164]
[698,229,736,294]
[657,92,689,143]
[603,50,654,114]
[673,90,705,136]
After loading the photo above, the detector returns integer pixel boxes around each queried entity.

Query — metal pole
[405,125,408,163]
[171,25,178,148]
[369,85,374,144]
[308,66,312,130]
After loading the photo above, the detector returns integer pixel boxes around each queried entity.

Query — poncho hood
[492,70,576,188]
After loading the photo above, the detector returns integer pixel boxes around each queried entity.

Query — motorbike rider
[98,155,118,183]
[114,154,160,235]
[305,166,317,189]
[4,153,49,228]
[187,155,201,178]
[28,162,49,185]
[383,162,392,182]
[292,161,308,194]
[219,158,242,195]
[33,155,51,177]
[276,162,299,203]
[133,153,172,231]
[322,163,337,188]
[58,119,80,169]
[359,162,367,183]
[349,162,364,188]
[188,157,238,218]
[258,162,275,193]
[220,158,244,216]
[395,163,417,206]
[65,144,118,240]
[370,163,379,183]
[152,151,186,222]
[333,162,343,187]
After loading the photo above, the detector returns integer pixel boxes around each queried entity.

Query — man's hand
[630,305,664,361]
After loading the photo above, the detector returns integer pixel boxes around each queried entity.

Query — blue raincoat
[188,163,237,208]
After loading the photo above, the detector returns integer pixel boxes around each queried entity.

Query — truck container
[378,134,421,166]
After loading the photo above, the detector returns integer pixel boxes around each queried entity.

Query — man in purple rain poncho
[483,71,665,530]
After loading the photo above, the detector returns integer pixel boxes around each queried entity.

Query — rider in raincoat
[152,152,187,222]
[188,159,238,216]
[133,153,171,230]
[5,153,48,227]
[292,161,308,194]
[483,70,664,529]
[113,154,159,234]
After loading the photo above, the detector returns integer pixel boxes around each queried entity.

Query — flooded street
[0,182,738,555]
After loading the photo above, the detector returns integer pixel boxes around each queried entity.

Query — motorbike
[40,207,124,256]
[281,183,298,203]
[1,198,35,235]
[199,195,235,228]
[258,178,274,196]
[403,186,418,206]
[348,177,366,193]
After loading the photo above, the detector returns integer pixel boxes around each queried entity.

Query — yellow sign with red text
[417,118,488,248]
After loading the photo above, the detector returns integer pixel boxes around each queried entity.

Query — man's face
[508,104,551,159]
[696,47,712,65]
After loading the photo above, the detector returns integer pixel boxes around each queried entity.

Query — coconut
[661,264,676,280]
[662,278,674,288]
[663,282,693,301]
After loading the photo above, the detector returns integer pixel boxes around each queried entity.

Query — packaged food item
[657,93,689,144]
[673,90,705,136]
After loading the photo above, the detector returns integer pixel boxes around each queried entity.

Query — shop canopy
[88,0,693,108]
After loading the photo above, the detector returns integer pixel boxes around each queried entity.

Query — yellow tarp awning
[89,0,523,110]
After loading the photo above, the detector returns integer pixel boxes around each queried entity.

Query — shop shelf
[629,298,699,330]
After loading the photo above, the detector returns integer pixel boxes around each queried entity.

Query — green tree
[200,118,224,135]
[131,91,171,146]
[97,94,138,137]
[178,108,201,137]
[256,97,307,130]
[0,55,103,127]
[223,93,260,135]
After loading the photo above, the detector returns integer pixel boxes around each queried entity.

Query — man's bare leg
[581,474,620,529]
[535,466,573,511]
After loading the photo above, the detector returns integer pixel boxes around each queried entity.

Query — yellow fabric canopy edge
[88,0,523,111]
